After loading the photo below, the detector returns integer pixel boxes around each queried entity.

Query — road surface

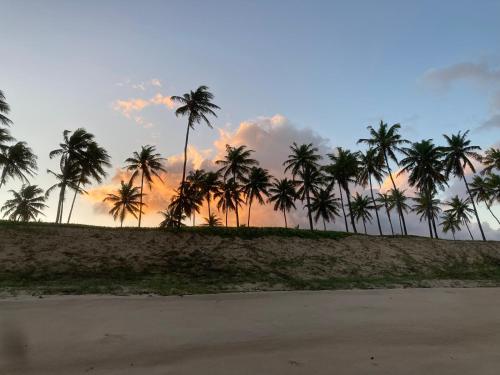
[2,288,500,374]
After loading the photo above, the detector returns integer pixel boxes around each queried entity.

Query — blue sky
[1,0,499,234]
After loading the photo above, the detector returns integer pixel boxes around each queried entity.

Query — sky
[1,0,500,238]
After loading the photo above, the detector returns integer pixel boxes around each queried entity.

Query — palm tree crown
[481,147,500,175]
[0,141,38,188]
[1,185,47,222]
[268,178,297,228]
[103,181,143,227]
[243,166,272,226]
[310,187,340,230]
[0,90,13,126]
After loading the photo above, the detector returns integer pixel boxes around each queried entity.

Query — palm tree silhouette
[200,170,220,218]
[216,144,258,227]
[0,142,37,189]
[202,213,223,227]
[185,171,206,225]
[310,187,340,231]
[125,145,166,227]
[440,212,461,240]
[284,143,322,231]
[390,188,410,235]
[412,191,442,238]
[442,130,486,241]
[268,178,297,228]
[0,128,14,151]
[0,90,13,126]
[485,174,500,204]
[377,192,395,235]
[400,139,447,238]
[358,121,410,234]
[326,147,359,233]
[47,159,82,223]
[171,86,220,226]
[350,193,373,234]
[469,175,499,225]
[214,179,243,227]
[67,141,111,223]
[357,148,386,235]
[159,206,186,228]
[1,185,47,222]
[103,181,143,227]
[481,147,500,175]
[243,166,272,227]
[443,195,475,240]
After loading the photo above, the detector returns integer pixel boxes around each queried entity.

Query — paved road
[1,288,500,374]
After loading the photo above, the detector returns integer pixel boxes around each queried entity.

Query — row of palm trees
[1,87,499,241]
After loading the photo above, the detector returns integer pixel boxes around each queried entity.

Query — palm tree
[443,195,475,240]
[268,178,297,228]
[350,193,373,234]
[171,86,220,225]
[216,144,258,227]
[0,127,14,151]
[377,192,395,235]
[310,188,340,230]
[284,143,322,231]
[46,159,83,223]
[399,139,447,238]
[200,170,220,218]
[412,191,442,238]
[358,121,410,234]
[469,175,499,225]
[442,130,486,241]
[103,181,142,227]
[326,147,359,233]
[390,188,411,235]
[440,212,461,240]
[357,148,386,235]
[0,142,37,189]
[0,90,13,126]
[1,185,47,222]
[66,141,111,223]
[214,179,243,227]
[485,173,500,203]
[125,145,166,227]
[169,181,203,226]
[481,147,500,175]
[242,166,272,227]
[159,206,185,228]
[202,213,223,227]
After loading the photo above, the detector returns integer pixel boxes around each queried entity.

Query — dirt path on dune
[2,288,500,374]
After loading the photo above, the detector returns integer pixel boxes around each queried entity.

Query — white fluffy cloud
[112,92,175,128]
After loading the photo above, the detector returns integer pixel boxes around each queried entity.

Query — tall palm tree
[200,170,220,218]
[481,147,500,175]
[159,206,186,228]
[390,188,411,235]
[169,181,203,226]
[326,147,359,233]
[125,145,166,227]
[268,178,297,228]
[399,139,447,238]
[242,166,272,227]
[0,90,13,126]
[67,141,111,223]
[0,142,37,189]
[412,191,442,238]
[443,195,475,240]
[358,121,410,234]
[171,86,220,225]
[214,179,243,227]
[202,213,223,227]
[377,192,395,235]
[469,175,499,225]
[46,159,83,223]
[1,185,47,222]
[216,144,258,227]
[440,212,461,240]
[357,148,385,235]
[103,181,143,227]
[350,193,373,234]
[284,143,322,231]
[310,187,340,230]
[0,127,14,151]
[442,130,486,241]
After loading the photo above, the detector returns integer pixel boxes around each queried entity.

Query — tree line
[0,87,499,241]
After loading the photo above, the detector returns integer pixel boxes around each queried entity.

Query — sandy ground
[2,288,500,374]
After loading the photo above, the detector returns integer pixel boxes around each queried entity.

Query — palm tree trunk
[58,185,66,224]
[305,186,314,231]
[178,122,191,227]
[486,204,500,225]
[225,209,228,227]
[193,212,195,227]
[233,173,240,227]
[452,231,456,240]
[384,151,406,235]
[464,221,474,240]
[247,199,252,227]
[323,217,326,231]
[338,181,349,232]
[207,195,211,219]
[363,218,367,234]
[368,175,382,235]
[397,209,403,234]
[345,185,357,234]
[385,205,395,236]
[432,216,439,239]
[283,209,288,228]
[464,177,486,241]
[138,171,144,227]
[401,210,408,235]
[426,209,433,238]
[66,181,81,224]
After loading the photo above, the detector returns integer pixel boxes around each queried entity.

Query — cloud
[478,114,500,131]
[112,92,175,128]
[151,79,162,87]
[422,62,500,90]
[112,98,150,118]
[151,94,175,109]
[116,78,163,90]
